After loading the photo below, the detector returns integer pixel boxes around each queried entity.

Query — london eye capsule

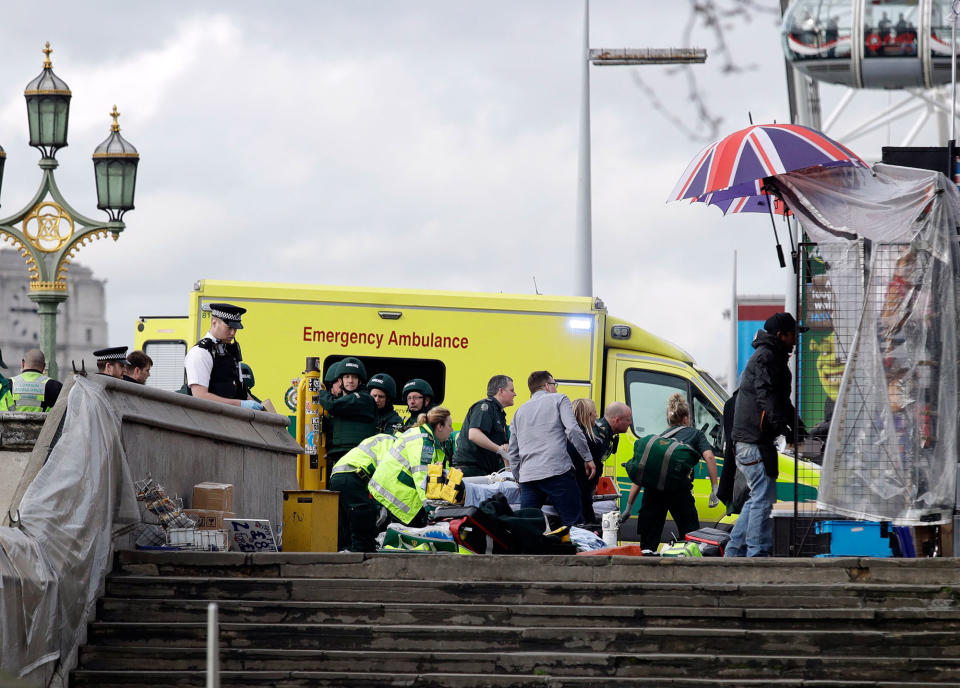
[782,0,958,89]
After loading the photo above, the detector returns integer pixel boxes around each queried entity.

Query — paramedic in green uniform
[367,373,403,435]
[452,374,516,477]
[316,356,377,461]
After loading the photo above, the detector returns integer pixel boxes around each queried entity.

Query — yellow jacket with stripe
[367,424,446,524]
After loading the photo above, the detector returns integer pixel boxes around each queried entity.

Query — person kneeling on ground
[329,433,397,552]
[367,407,454,528]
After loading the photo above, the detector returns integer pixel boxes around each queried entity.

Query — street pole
[575,0,593,298]
[574,3,706,299]
[730,251,738,393]
[30,295,67,379]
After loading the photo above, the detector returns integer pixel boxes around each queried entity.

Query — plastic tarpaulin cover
[777,164,960,524]
[0,377,139,685]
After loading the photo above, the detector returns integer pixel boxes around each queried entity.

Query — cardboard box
[183,509,235,530]
[193,482,234,512]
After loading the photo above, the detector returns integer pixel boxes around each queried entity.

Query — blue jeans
[520,469,584,526]
[724,443,777,557]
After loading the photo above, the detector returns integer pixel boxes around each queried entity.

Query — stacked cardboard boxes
[187,482,235,530]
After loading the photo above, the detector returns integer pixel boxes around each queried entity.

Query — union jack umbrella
[669,123,868,205]
[698,192,790,217]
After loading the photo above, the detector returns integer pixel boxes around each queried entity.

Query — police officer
[329,433,396,551]
[94,346,131,379]
[399,378,434,431]
[184,303,262,410]
[316,356,377,462]
[452,374,516,477]
[0,349,62,412]
[367,373,403,435]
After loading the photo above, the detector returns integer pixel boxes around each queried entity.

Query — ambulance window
[624,369,689,437]
[692,391,723,454]
[322,355,446,404]
[144,340,188,392]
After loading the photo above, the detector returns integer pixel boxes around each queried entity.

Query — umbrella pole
[784,212,800,275]
[763,186,787,268]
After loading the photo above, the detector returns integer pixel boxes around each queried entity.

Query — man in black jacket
[725,313,806,557]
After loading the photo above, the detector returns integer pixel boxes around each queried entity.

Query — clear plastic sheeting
[0,377,140,685]
[776,163,960,525]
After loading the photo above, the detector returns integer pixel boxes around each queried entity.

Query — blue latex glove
[241,400,263,411]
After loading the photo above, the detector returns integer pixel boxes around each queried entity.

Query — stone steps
[95,596,960,630]
[75,647,960,680]
[102,575,960,609]
[82,621,960,657]
[68,669,960,688]
[70,552,960,687]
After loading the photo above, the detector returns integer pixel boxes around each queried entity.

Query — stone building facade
[0,249,107,376]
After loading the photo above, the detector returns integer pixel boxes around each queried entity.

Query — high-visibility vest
[392,425,447,477]
[330,433,395,479]
[0,371,50,412]
[367,424,446,524]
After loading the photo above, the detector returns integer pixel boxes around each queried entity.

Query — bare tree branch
[632,0,781,142]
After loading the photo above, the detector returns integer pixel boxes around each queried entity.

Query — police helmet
[367,373,397,400]
[338,356,368,383]
[323,361,342,386]
[401,378,434,404]
[240,363,255,389]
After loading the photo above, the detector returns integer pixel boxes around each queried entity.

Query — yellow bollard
[295,357,326,490]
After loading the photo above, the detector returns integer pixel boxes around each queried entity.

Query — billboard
[736,296,784,383]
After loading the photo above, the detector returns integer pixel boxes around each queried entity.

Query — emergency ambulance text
[302,327,469,350]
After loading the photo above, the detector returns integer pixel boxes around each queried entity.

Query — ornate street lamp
[0,43,139,378]
[93,106,139,221]
[24,42,71,159]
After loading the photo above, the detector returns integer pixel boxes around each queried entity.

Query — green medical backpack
[625,427,701,492]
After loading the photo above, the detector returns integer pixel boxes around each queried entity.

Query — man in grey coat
[508,370,595,525]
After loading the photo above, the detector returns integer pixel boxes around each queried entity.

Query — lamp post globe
[93,105,139,226]
[23,42,71,160]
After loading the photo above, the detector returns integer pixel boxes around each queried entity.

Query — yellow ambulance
[135,279,819,540]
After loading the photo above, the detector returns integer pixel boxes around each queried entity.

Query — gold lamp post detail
[0,43,139,378]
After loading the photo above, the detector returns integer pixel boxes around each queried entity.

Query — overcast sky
[0,1,946,383]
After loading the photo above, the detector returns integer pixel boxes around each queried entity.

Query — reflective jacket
[330,433,396,480]
[367,424,446,524]
[0,371,50,412]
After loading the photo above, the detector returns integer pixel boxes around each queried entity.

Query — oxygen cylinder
[601,511,620,548]
[296,357,326,490]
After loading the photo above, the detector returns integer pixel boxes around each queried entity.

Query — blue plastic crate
[814,520,894,557]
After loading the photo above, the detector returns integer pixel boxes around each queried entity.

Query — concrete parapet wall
[90,376,302,529]
[0,412,45,524]
[3,375,302,530]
